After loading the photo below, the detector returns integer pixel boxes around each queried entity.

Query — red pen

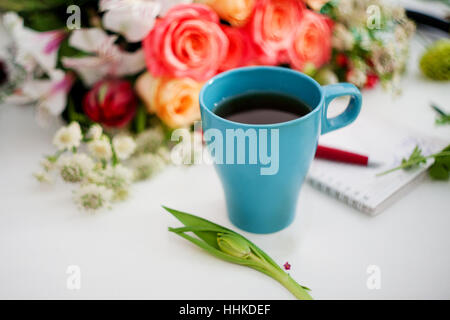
[315,145,379,167]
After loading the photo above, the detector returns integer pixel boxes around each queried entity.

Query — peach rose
[288,10,332,71]
[304,0,330,11]
[219,25,254,72]
[142,4,228,82]
[135,72,202,128]
[196,0,256,27]
[247,0,305,65]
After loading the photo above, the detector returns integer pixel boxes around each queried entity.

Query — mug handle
[321,83,362,135]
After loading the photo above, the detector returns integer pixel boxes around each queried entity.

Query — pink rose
[247,0,305,65]
[288,10,332,71]
[142,4,229,82]
[219,26,254,72]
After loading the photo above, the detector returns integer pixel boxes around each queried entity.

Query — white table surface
[1,36,449,300]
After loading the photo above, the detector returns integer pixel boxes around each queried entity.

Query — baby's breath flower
[87,124,103,140]
[88,136,112,160]
[130,153,166,181]
[40,158,56,171]
[52,122,82,150]
[89,164,133,200]
[58,153,95,183]
[113,135,136,160]
[347,69,367,88]
[33,171,53,183]
[75,184,113,210]
[171,131,203,165]
[372,46,396,75]
[103,164,133,189]
[156,147,171,164]
[135,127,165,154]
[332,23,354,51]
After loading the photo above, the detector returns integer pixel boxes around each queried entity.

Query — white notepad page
[307,110,447,215]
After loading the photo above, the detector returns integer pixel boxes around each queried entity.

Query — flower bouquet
[0,0,415,210]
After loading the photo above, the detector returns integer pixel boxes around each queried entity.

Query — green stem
[249,253,312,300]
[377,151,450,176]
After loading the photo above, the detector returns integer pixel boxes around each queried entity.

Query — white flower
[58,153,95,183]
[105,164,134,187]
[100,0,159,43]
[88,136,113,160]
[2,12,64,74]
[135,127,165,154]
[87,124,103,140]
[40,158,56,171]
[156,147,171,163]
[62,28,146,86]
[113,135,136,160]
[347,68,367,88]
[332,23,354,51]
[52,122,82,151]
[1,13,71,124]
[130,153,166,180]
[0,16,25,103]
[88,164,133,200]
[99,0,192,42]
[75,184,113,210]
[25,70,74,126]
[33,171,53,183]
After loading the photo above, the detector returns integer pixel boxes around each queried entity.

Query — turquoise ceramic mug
[200,66,362,234]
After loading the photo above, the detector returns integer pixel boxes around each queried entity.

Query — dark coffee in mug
[214,91,311,125]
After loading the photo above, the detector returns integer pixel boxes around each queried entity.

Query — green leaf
[163,206,232,249]
[163,206,313,300]
[22,10,65,31]
[401,146,426,170]
[163,206,282,269]
[379,144,450,178]
[428,163,449,180]
[431,103,450,125]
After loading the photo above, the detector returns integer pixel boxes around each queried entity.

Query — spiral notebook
[306,118,447,216]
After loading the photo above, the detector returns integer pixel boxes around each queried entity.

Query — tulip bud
[82,79,137,128]
[217,233,251,259]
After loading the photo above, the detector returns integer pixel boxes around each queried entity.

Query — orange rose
[136,73,202,128]
[304,0,329,11]
[196,0,256,27]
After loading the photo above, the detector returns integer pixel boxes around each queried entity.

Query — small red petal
[336,53,349,68]
[283,262,291,270]
[364,73,379,89]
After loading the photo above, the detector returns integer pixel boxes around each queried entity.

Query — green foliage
[401,146,426,170]
[428,145,450,181]
[378,145,450,181]
[420,40,450,81]
[21,10,65,31]
[0,0,92,12]
[164,206,312,300]
[431,103,450,126]
[319,0,339,20]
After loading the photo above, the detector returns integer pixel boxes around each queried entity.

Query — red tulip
[82,79,137,128]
